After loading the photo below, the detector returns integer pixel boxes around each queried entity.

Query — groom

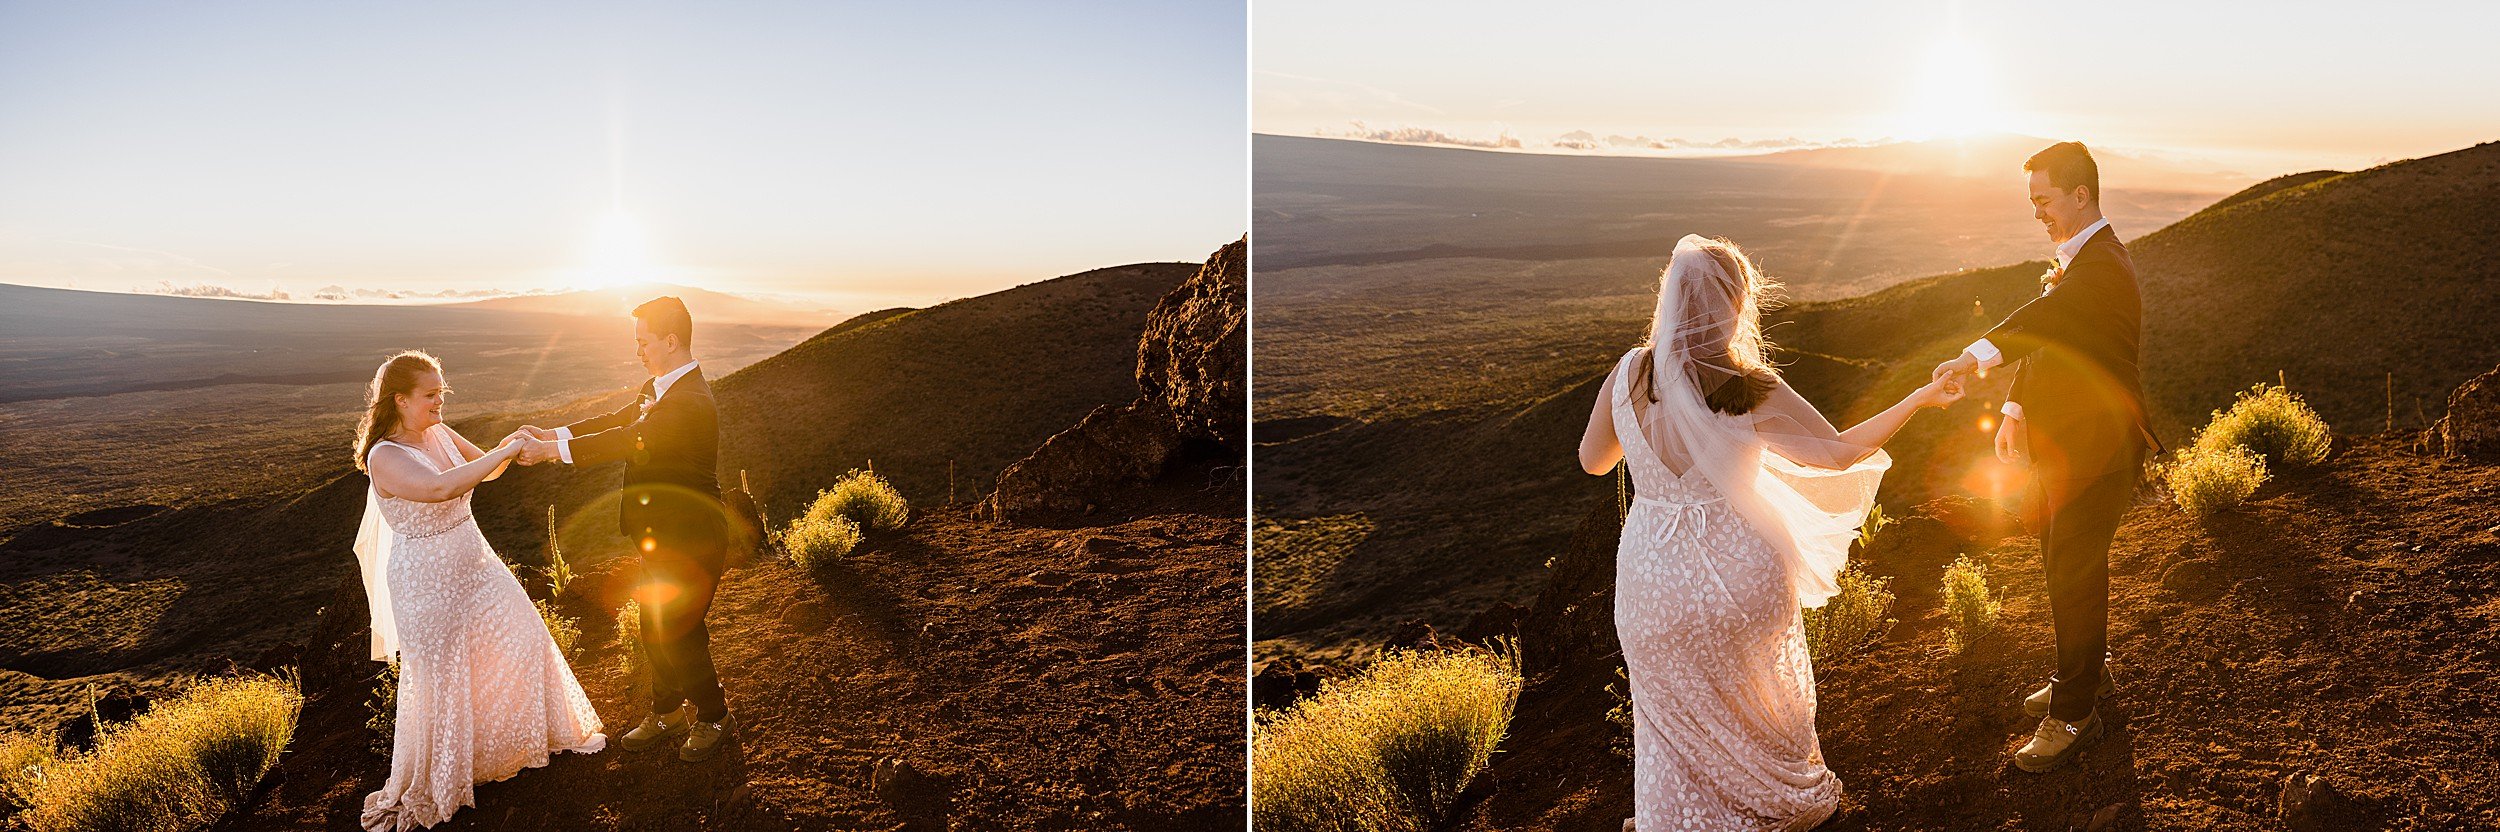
[1933,142,2158,773]
[512,296,735,762]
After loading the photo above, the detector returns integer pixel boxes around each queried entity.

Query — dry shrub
[1805,563,1898,663]
[2196,382,2331,469]
[777,512,862,572]
[20,673,300,832]
[809,468,910,533]
[1251,644,1522,832]
[1940,555,2002,656]
[2168,443,2268,517]
[537,599,581,656]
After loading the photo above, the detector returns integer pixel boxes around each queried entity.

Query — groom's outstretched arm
[1961,262,2126,372]
[563,395,713,468]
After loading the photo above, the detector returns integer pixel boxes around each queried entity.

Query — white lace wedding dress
[358,425,604,832]
[1608,348,1884,831]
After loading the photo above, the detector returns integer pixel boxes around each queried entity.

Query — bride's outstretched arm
[1757,376,1961,469]
[369,439,525,503]
[442,426,515,481]
[1578,369,1624,475]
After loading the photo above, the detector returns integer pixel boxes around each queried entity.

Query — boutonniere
[2039,264,2063,294]
[637,393,656,417]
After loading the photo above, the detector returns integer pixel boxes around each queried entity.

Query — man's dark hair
[2025,141,2100,204]
[634,295,694,349]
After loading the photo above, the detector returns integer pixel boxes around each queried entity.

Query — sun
[579,208,657,290]
[1901,36,2001,141]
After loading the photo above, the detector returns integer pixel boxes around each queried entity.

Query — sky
[0,1,1246,310]
[1255,0,2500,176]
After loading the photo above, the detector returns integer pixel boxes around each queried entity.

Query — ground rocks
[2429,363,2500,459]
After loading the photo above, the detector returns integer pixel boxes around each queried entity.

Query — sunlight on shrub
[615,599,645,676]
[365,662,396,757]
[2196,382,2331,469]
[1603,666,1632,761]
[2168,443,2268,518]
[1940,555,2001,656]
[0,731,55,817]
[777,513,862,572]
[536,599,580,656]
[21,673,300,832]
[1251,644,1522,832]
[808,468,910,533]
[1805,564,1898,663]
[1855,504,1894,551]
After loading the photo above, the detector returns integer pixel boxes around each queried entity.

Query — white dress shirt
[1962,218,2112,421]
[553,360,698,464]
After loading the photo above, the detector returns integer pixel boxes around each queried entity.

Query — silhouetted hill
[447,282,844,329]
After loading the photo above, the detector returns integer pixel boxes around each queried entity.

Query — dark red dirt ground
[1434,434,2500,831]
[229,476,1245,832]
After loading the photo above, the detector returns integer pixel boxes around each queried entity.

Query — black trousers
[639,531,728,722]
[2031,455,2140,722]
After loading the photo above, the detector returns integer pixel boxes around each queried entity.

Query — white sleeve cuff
[552,427,574,464]
[2000,401,2025,420]
[1966,338,2003,371]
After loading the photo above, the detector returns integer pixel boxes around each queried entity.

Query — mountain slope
[1,252,1244,831]
[1255,139,2500,660]
[445,283,844,329]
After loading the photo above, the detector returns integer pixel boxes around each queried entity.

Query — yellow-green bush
[1940,555,2001,656]
[537,599,580,656]
[615,599,645,676]
[1251,645,1522,832]
[1804,563,1898,662]
[364,662,396,757]
[808,469,910,533]
[2168,443,2268,517]
[2196,383,2331,469]
[777,513,862,572]
[1,731,54,816]
[19,673,300,832]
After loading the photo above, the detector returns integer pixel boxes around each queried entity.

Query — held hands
[1931,352,1980,384]
[498,429,559,465]
[1914,372,1967,409]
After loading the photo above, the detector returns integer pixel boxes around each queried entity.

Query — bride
[1577,236,1962,830]
[351,350,606,831]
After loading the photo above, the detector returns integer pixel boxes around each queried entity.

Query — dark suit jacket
[564,368,726,547]
[1989,226,2161,479]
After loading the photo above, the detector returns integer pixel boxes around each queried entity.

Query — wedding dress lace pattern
[1605,237,1888,831]
[360,425,605,832]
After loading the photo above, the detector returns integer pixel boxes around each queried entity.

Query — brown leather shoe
[2023,668,2118,717]
[618,705,690,752]
[2013,710,2103,773]
[679,713,734,762]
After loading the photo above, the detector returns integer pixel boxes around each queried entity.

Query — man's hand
[518,436,560,465]
[1995,413,2028,465]
[1933,352,1979,383]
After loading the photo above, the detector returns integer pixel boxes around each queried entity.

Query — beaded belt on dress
[398,517,470,540]
[1633,493,1724,539]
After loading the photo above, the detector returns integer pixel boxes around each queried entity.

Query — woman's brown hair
[353,350,445,471]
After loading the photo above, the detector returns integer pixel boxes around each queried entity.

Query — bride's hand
[1915,374,1967,409]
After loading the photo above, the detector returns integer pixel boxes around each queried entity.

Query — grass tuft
[1251,644,1522,832]
[2195,382,2331,469]
[1940,554,2001,656]
[2167,443,2268,518]
[19,673,300,832]
[1804,563,1898,663]
[808,468,910,533]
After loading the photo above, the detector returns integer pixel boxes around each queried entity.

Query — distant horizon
[1256,1,2500,178]
[0,3,1246,308]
